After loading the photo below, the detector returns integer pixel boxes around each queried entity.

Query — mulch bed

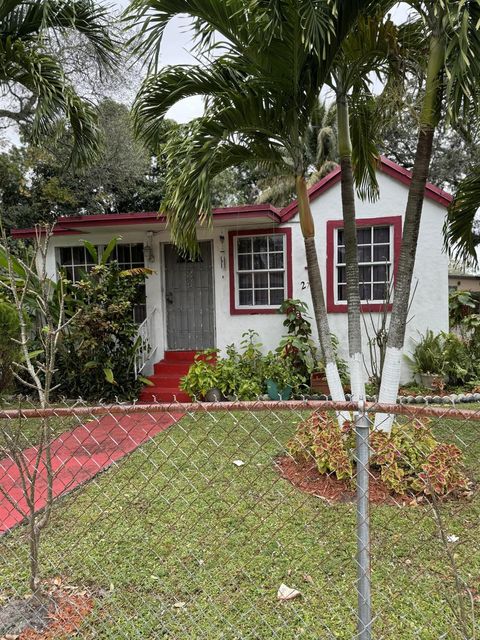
[0,579,95,640]
[275,456,412,506]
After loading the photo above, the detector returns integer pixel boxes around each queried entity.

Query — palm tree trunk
[375,33,445,431]
[337,92,365,401]
[296,175,346,409]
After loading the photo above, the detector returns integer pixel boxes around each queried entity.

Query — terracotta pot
[310,372,330,394]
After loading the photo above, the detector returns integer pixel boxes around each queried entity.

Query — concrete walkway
[0,411,182,534]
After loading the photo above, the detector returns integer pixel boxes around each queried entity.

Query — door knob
[166,292,173,304]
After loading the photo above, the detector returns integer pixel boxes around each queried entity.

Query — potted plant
[309,336,349,395]
[310,362,330,394]
[405,331,446,390]
[180,349,222,401]
[263,353,304,400]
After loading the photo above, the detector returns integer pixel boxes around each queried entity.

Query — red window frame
[326,216,402,313]
[228,227,293,315]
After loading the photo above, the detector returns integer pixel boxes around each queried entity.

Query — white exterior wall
[300,171,449,383]
[45,171,449,382]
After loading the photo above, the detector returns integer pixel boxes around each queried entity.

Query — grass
[1,407,479,639]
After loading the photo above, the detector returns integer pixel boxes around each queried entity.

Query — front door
[164,242,215,350]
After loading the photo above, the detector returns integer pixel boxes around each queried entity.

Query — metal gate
[164,241,215,350]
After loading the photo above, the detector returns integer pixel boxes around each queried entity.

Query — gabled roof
[10,156,452,239]
[280,156,452,223]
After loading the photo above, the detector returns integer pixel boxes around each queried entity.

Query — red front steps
[139,351,196,403]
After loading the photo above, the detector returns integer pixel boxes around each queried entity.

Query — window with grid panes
[335,225,392,303]
[235,234,287,308]
[109,244,146,323]
[57,243,147,323]
[57,246,96,283]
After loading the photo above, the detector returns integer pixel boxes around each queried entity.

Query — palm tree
[0,0,117,167]
[444,166,480,266]
[327,12,403,400]
[128,0,378,406]
[375,1,480,430]
[255,99,338,207]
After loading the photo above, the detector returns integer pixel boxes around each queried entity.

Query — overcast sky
[116,1,413,123]
[1,2,413,142]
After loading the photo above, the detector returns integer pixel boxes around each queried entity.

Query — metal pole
[355,399,371,640]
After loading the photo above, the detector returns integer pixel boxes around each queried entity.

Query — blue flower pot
[266,379,292,401]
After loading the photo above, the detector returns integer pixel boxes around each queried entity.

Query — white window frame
[234,233,287,309]
[334,225,394,305]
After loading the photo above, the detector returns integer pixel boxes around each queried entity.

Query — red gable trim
[11,204,281,239]
[278,156,452,222]
[280,170,342,223]
[378,156,452,207]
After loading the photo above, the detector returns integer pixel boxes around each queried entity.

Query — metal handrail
[134,307,157,377]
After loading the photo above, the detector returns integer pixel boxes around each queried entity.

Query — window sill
[327,302,393,313]
[230,307,280,315]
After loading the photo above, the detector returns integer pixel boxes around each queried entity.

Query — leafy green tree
[380,78,480,193]
[0,0,118,167]
[128,0,376,407]
[1,100,170,229]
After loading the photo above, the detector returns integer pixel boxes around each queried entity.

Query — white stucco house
[12,157,452,401]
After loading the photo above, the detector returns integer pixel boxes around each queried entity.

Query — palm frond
[349,91,380,201]
[0,39,101,167]
[443,1,480,126]
[444,166,480,266]
[159,117,285,253]
[1,0,117,67]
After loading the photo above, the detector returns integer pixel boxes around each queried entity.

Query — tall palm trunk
[337,92,365,401]
[375,33,445,431]
[296,175,346,411]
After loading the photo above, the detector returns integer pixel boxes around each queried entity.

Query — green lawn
[1,408,479,639]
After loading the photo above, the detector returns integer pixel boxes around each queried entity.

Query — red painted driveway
[0,411,182,534]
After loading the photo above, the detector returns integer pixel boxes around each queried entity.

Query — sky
[0,1,413,140]
[114,1,413,123]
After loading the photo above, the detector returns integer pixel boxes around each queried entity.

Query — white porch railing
[135,308,157,377]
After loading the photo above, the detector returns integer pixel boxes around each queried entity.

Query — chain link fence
[0,398,479,639]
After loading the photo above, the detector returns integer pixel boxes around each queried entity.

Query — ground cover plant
[1,408,479,639]
[287,413,471,498]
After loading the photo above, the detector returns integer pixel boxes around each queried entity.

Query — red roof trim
[11,204,281,238]
[280,170,342,223]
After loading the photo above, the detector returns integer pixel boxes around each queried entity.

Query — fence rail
[0,399,479,639]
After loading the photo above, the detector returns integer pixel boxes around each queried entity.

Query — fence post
[355,399,371,640]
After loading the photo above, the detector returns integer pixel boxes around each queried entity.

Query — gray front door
[164,242,215,350]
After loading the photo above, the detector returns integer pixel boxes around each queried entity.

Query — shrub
[180,350,220,399]
[405,330,445,376]
[287,414,470,498]
[0,300,21,395]
[56,262,147,401]
[181,333,266,401]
